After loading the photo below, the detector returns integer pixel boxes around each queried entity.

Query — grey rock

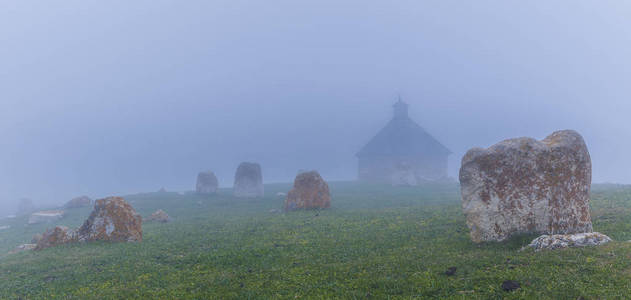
[460,130,593,243]
[64,196,92,209]
[525,232,611,251]
[196,171,218,195]
[148,209,171,223]
[234,162,264,198]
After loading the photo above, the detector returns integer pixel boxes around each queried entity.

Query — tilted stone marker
[34,197,142,251]
[77,197,142,242]
[233,162,264,198]
[460,130,593,243]
[196,171,219,195]
[285,171,331,211]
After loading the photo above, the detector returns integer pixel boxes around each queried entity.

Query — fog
[1,1,631,212]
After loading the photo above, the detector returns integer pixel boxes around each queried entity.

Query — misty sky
[1,1,631,211]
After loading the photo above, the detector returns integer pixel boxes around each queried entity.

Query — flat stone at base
[525,232,611,251]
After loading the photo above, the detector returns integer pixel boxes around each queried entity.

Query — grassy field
[1,182,631,299]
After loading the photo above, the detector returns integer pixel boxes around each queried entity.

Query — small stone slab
[28,210,65,225]
[525,232,612,251]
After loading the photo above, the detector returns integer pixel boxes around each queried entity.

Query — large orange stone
[285,171,331,211]
[35,226,75,251]
[77,197,142,242]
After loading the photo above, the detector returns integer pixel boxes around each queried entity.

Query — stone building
[356,99,451,185]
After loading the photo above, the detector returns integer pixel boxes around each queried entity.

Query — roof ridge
[356,116,451,157]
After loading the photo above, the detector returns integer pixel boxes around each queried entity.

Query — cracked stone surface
[460,130,593,243]
[35,226,76,251]
[77,197,142,243]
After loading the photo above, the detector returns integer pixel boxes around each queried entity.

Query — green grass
[1,182,631,299]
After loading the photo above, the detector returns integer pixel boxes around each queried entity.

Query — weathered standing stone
[29,197,142,251]
[284,171,331,211]
[35,226,76,250]
[77,197,142,242]
[196,171,219,195]
[64,196,92,209]
[28,210,65,225]
[460,130,593,243]
[233,162,264,198]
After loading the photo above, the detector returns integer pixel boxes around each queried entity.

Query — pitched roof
[356,115,452,158]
